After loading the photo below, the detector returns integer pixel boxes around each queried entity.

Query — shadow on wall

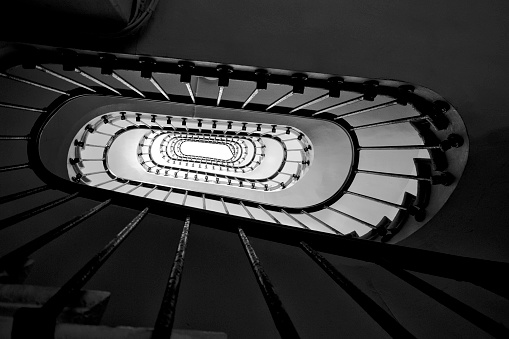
[0,0,153,47]
[400,125,509,261]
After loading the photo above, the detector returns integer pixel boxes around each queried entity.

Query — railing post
[377,259,509,338]
[238,228,300,338]
[11,207,149,339]
[216,65,233,106]
[0,102,45,113]
[299,241,415,339]
[178,61,196,103]
[0,192,79,231]
[0,163,30,173]
[0,135,30,141]
[0,71,69,95]
[152,216,191,338]
[0,199,112,273]
[0,185,50,204]
[35,65,95,93]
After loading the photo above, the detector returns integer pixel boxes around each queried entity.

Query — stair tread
[0,284,110,325]
[0,316,227,339]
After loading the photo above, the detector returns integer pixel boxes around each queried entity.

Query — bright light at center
[179,141,234,160]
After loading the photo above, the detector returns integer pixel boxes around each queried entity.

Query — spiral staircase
[0,40,506,339]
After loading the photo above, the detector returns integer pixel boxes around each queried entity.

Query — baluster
[334,100,397,120]
[345,191,409,211]
[290,77,342,113]
[357,133,463,152]
[94,178,117,187]
[221,198,230,214]
[0,72,69,95]
[140,58,170,100]
[377,259,509,339]
[77,170,108,178]
[274,131,288,137]
[122,117,140,128]
[242,69,268,108]
[71,158,104,163]
[0,102,45,113]
[299,241,415,338]
[0,135,30,140]
[266,73,306,111]
[152,216,191,338]
[359,145,440,150]
[182,191,188,205]
[266,90,293,111]
[351,116,425,130]
[0,193,79,231]
[150,76,170,100]
[280,210,310,230]
[289,93,328,113]
[125,183,142,194]
[238,228,301,338]
[301,211,343,235]
[326,206,377,229]
[163,188,173,201]
[312,95,363,116]
[179,61,196,103]
[216,65,233,106]
[151,116,165,130]
[356,169,431,181]
[35,65,95,92]
[286,160,310,165]
[106,118,125,130]
[240,201,254,219]
[0,185,50,205]
[259,205,281,224]
[111,71,146,97]
[111,181,129,191]
[0,199,111,272]
[74,68,121,95]
[82,143,106,148]
[144,186,158,198]
[11,208,148,339]
[243,88,260,109]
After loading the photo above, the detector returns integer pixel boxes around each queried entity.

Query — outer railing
[0,45,468,240]
[1,45,504,339]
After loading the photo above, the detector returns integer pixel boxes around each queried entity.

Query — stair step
[0,284,110,325]
[0,316,227,339]
[360,216,391,240]
[414,158,432,209]
[0,258,34,284]
[381,192,416,242]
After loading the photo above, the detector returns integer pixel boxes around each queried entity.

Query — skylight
[179,141,233,160]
